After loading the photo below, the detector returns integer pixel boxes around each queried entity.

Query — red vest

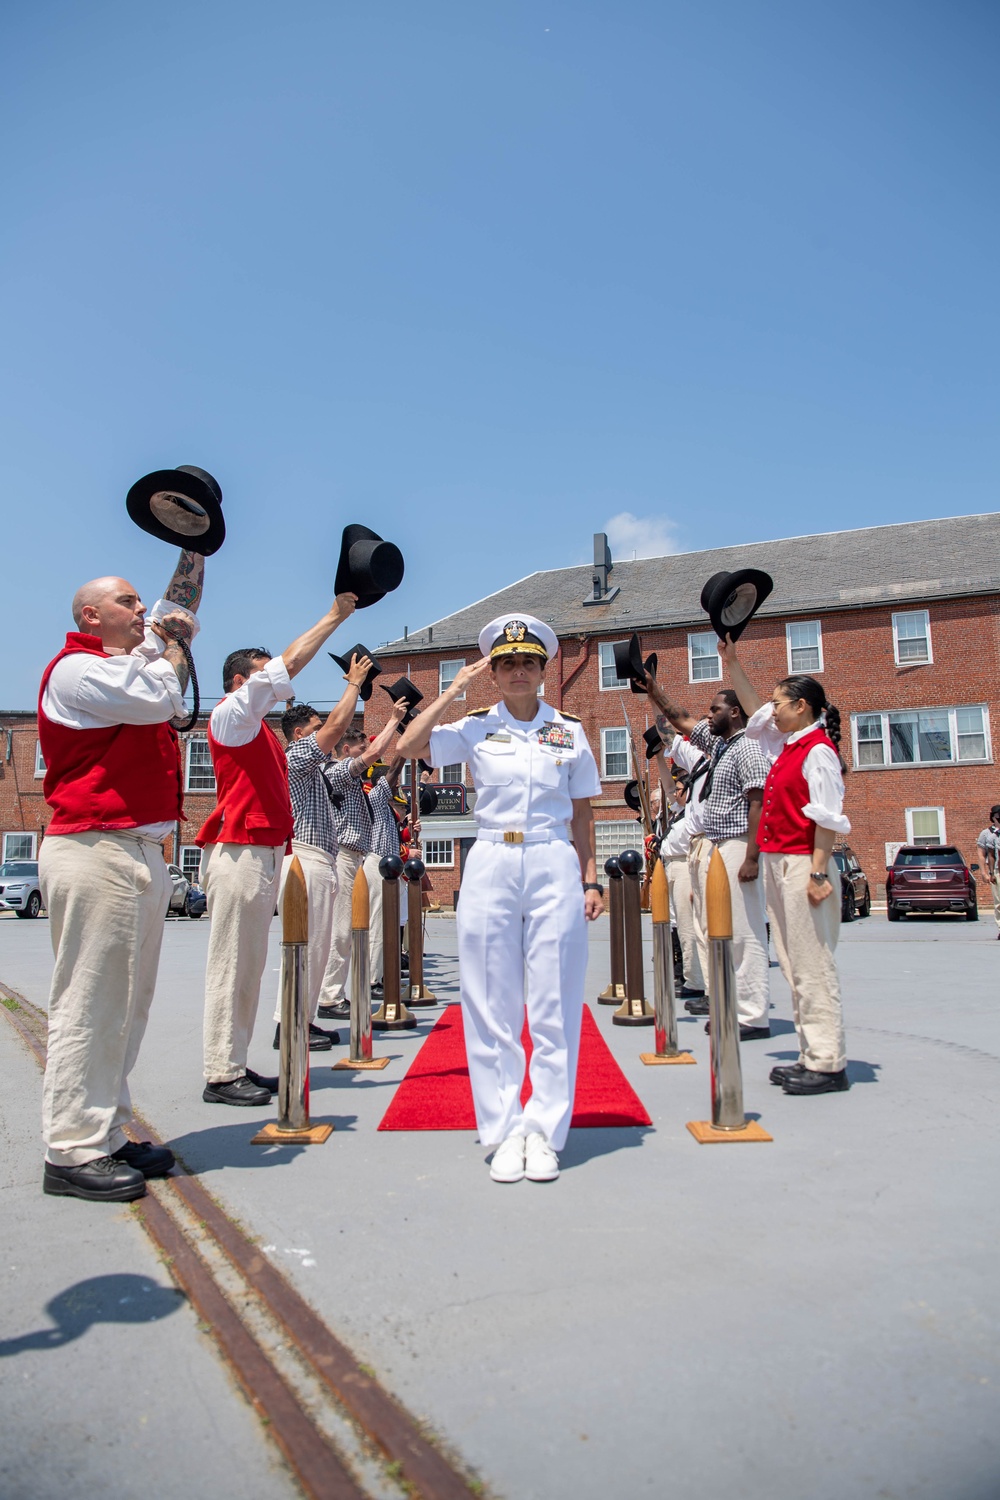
[757,725,837,856]
[196,713,293,850]
[38,633,183,835]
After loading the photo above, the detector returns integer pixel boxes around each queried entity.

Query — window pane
[181,847,202,881]
[888,713,917,763]
[3,833,34,861]
[917,711,951,762]
[423,838,454,867]
[895,612,930,662]
[855,714,885,766]
[790,645,821,672]
[788,622,819,648]
[602,728,629,778]
[600,642,629,689]
[689,632,721,682]
[910,809,942,842]
[440,763,463,783]
[956,706,987,761]
[186,737,216,792]
[34,741,46,774]
[439,660,465,698]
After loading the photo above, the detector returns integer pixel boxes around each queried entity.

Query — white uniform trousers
[202,842,284,1082]
[664,854,704,991]
[318,846,366,1005]
[687,836,710,1000]
[691,835,770,1028]
[271,841,337,1025]
[456,838,587,1152]
[39,830,171,1165]
[990,873,1000,929]
[763,852,846,1072]
[364,851,387,985]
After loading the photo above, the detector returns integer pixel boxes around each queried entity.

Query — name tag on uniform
[537,722,574,750]
[484,731,511,744]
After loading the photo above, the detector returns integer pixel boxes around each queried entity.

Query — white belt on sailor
[476,828,569,845]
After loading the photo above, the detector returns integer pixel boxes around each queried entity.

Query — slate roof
[383,513,1000,655]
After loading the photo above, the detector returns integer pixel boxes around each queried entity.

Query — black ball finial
[604,856,622,879]
[617,848,643,877]
[379,854,405,881]
[403,857,426,882]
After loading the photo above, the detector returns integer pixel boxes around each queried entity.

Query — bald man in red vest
[38,553,202,1202]
[197,593,358,1106]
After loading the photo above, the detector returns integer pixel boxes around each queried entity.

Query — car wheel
[887,902,901,922]
[16,892,42,919]
[842,889,856,923]
[966,903,979,922]
[859,888,871,918]
[188,910,204,919]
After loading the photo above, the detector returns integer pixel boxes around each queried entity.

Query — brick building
[4,514,998,906]
[361,513,1000,904]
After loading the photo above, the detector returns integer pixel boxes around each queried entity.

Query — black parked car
[832,844,871,922]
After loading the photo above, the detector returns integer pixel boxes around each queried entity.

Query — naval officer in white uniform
[398,616,604,1183]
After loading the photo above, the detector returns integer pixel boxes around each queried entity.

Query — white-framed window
[185,735,216,793]
[594,820,642,864]
[34,740,46,778]
[893,610,932,666]
[180,845,202,882]
[601,727,629,779]
[599,642,630,691]
[688,632,721,683]
[423,838,454,867]
[439,762,465,784]
[905,807,946,844]
[786,620,823,674]
[2,832,36,861]
[439,659,466,699]
[851,705,991,768]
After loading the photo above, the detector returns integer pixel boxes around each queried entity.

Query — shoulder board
[558,711,582,722]
[466,707,492,717]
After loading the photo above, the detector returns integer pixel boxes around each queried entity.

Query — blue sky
[3,0,997,709]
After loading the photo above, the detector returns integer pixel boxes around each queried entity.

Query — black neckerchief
[699,730,744,803]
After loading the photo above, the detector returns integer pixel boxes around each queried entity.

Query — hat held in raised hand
[335,524,405,609]
[612,634,658,695]
[126,465,226,556]
[643,724,664,760]
[623,780,643,813]
[329,643,381,700]
[380,676,424,727]
[700,569,773,642]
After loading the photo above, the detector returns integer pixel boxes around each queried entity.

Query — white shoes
[524,1132,559,1182]
[489,1134,526,1183]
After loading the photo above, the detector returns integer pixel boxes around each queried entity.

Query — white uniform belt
[476,828,568,845]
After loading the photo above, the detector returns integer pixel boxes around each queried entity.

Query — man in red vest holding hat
[197,592,359,1106]
[38,554,202,1202]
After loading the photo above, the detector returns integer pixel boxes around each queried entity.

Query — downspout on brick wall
[556,637,591,710]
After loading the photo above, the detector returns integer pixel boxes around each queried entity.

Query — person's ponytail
[777,675,846,772]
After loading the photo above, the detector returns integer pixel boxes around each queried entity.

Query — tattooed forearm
[163,550,205,613]
[164,641,190,696]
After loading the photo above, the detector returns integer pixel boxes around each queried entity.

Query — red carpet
[377,1004,651,1131]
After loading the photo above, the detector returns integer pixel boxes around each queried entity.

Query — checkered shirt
[285,733,341,856]
[689,719,772,843]
[323,755,373,855]
[367,775,402,861]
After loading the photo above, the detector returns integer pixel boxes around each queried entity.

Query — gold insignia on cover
[504,620,527,643]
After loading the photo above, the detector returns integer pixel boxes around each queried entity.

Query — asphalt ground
[1,903,998,1500]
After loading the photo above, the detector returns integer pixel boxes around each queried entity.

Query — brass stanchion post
[613,848,655,1026]
[686,848,772,1143]
[333,864,390,1070]
[403,856,436,1005]
[641,859,695,1065]
[372,855,416,1031]
[252,856,334,1143]
[597,857,627,1005]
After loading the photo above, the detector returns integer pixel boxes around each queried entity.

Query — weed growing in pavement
[1,995,20,1010]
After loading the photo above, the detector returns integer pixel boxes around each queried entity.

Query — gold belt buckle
[503,831,524,844]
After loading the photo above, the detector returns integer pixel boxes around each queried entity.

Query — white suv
[0,860,43,919]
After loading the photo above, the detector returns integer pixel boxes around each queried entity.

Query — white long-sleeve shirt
[208,656,295,748]
[659,737,708,840]
[745,704,850,836]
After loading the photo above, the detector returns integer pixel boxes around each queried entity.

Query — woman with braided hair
[720,636,851,1096]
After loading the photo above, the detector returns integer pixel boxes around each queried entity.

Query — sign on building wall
[428,784,467,816]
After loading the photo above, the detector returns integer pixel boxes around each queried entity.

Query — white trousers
[990,874,1000,929]
[691,835,770,1028]
[665,854,704,991]
[39,831,171,1165]
[364,851,386,985]
[763,853,846,1072]
[456,838,587,1152]
[319,846,365,1004]
[688,836,710,1000]
[202,842,283,1082]
[272,841,337,1025]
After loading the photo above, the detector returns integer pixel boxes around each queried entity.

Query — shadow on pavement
[0,1274,183,1356]
[559,1125,651,1171]
[171,1114,359,1172]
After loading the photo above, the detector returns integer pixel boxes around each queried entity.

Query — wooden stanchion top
[351,864,370,930]
[650,859,670,925]
[282,856,309,944]
[705,847,733,940]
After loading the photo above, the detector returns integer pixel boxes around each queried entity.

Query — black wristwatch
[583,882,605,896]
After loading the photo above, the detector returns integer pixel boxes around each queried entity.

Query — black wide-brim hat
[623,779,642,813]
[380,675,424,728]
[335,524,405,609]
[612,634,658,695]
[700,569,773,642]
[329,643,381,700]
[643,725,664,759]
[126,465,226,556]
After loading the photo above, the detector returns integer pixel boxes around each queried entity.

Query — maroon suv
[886,845,978,922]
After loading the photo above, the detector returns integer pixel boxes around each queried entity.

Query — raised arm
[718,634,764,717]
[281,593,359,680]
[314,652,372,755]
[640,668,699,736]
[397,656,493,759]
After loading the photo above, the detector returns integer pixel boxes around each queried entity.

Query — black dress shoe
[679,987,705,999]
[203,1075,272,1106]
[782,1068,850,1095]
[318,1000,351,1020]
[684,998,710,1015]
[400,955,410,971]
[43,1156,146,1201]
[703,1022,771,1040]
[246,1068,278,1093]
[272,1023,339,1052]
[111,1140,175,1178]
[370,981,384,996]
[769,1062,805,1085]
